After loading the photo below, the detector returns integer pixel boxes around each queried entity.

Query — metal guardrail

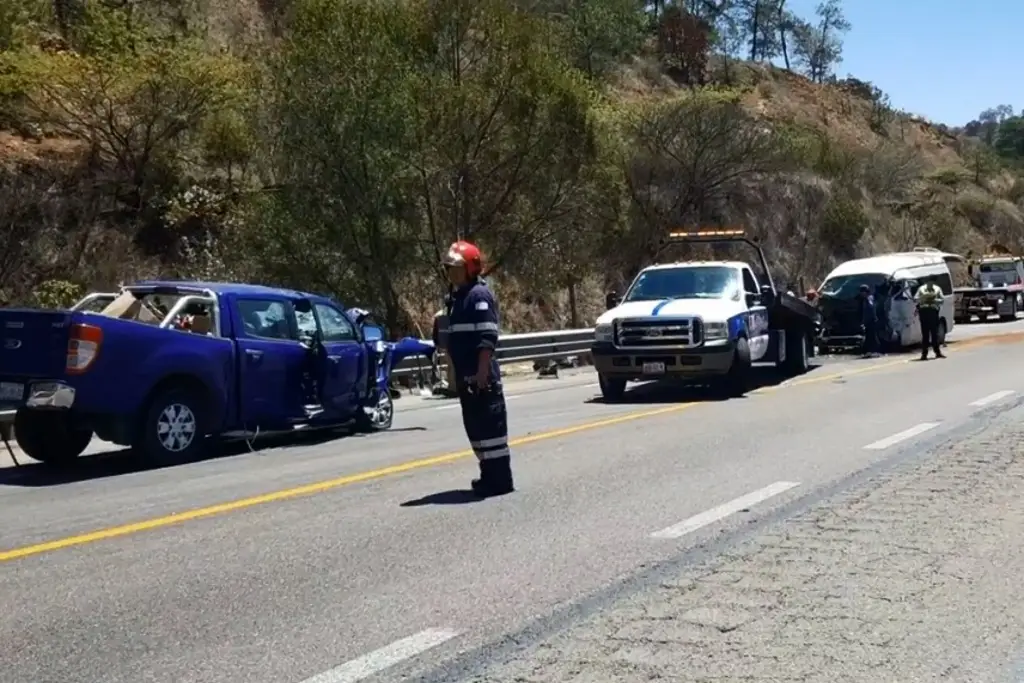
[0,329,596,428]
[391,328,595,379]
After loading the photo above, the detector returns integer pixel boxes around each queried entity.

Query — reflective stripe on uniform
[471,436,507,449]
[449,322,499,332]
[475,446,510,460]
[471,436,509,461]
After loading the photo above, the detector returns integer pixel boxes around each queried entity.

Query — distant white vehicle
[591,230,819,401]
[817,247,963,352]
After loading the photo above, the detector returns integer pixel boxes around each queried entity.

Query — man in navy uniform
[443,240,514,497]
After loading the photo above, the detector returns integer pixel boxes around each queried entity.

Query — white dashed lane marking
[650,481,801,540]
[969,390,1016,407]
[297,628,460,683]
[863,422,940,450]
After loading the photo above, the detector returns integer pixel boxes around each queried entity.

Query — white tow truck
[954,254,1024,323]
[590,229,821,401]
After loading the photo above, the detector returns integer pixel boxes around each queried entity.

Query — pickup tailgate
[0,308,73,379]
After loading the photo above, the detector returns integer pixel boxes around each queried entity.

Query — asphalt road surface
[2,318,1024,683]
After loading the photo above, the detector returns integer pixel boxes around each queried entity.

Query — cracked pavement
[465,413,1024,683]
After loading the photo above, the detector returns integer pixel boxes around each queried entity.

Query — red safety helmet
[442,240,483,278]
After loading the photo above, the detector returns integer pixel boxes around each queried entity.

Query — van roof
[825,251,963,280]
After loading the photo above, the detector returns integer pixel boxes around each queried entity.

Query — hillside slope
[2,1,1022,331]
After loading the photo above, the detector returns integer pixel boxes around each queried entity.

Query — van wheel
[133,386,207,466]
[14,410,93,466]
[598,375,627,402]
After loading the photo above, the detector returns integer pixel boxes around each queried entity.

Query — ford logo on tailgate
[3,338,21,350]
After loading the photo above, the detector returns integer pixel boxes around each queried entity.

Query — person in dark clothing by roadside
[443,240,514,497]
[858,284,879,357]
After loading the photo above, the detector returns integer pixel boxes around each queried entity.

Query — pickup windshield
[624,266,740,302]
[820,273,888,299]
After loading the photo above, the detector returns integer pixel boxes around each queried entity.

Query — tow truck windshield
[820,273,888,299]
[980,261,1017,273]
[624,266,740,302]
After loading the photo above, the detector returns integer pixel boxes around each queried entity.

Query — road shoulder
[460,403,1024,682]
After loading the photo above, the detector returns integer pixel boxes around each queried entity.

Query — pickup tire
[355,389,394,432]
[133,386,207,465]
[14,410,93,466]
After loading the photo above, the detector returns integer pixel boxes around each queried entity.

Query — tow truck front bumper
[591,340,735,381]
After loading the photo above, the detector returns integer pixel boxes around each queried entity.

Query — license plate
[641,362,666,375]
[0,382,24,401]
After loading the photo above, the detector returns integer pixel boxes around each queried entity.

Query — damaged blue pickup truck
[0,281,429,467]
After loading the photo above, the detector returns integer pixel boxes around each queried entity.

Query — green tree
[791,0,849,82]
[553,0,647,80]
[994,116,1024,162]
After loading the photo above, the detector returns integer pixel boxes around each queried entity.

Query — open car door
[296,299,365,418]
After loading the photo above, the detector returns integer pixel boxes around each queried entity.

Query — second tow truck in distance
[954,251,1024,324]
[591,230,821,402]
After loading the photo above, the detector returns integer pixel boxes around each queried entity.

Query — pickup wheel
[134,387,206,465]
[356,389,394,432]
[14,410,93,466]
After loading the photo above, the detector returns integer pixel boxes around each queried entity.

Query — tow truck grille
[615,318,701,347]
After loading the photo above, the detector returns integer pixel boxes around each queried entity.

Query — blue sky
[784,0,1021,125]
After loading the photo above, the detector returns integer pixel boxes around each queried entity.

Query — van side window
[935,272,953,294]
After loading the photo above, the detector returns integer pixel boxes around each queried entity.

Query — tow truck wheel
[1000,298,1017,322]
[13,409,93,466]
[784,328,810,375]
[719,337,752,397]
[598,374,627,402]
[134,386,207,465]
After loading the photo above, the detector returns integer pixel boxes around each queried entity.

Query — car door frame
[740,266,769,361]
[232,295,311,427]
[307,298,367,418]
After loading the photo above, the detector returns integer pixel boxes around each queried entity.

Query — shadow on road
[399,489,483,507]
[0,424,427,488]
[586,363,826,405]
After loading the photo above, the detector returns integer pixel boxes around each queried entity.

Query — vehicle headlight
[595,323,613,343]
[704,321,728,340]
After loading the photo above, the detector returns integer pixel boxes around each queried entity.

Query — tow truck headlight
[594,323,613,343]
[704,321,728,340]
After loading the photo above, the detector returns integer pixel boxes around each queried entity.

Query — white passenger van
[817,247,964,351]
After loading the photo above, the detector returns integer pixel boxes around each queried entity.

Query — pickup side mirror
[362,324,384,342]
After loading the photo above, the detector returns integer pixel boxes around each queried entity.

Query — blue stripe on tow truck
[651,299,672,316]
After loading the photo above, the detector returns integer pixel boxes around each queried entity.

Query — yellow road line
[0,404,698,562]
[0,331,1017,563]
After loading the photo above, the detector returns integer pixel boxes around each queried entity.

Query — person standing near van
[857,284,879,357]
[915,280,946,360]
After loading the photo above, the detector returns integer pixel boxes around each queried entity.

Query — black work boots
[471,457,515,498]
